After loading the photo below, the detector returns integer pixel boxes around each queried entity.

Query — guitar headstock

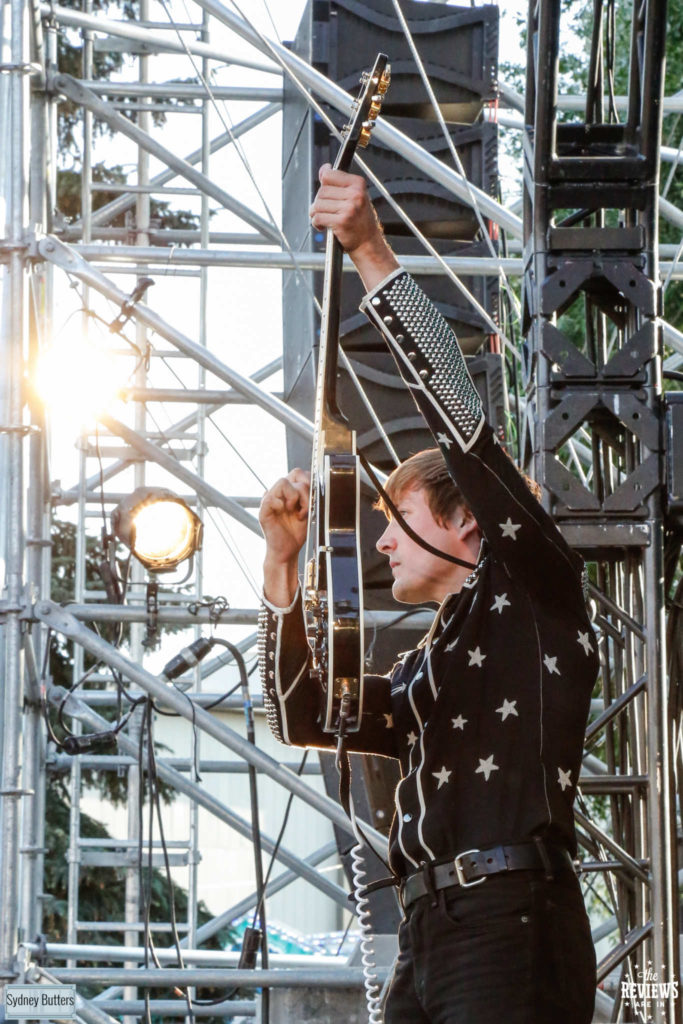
[358,60,391,148]
[336,53,391,171]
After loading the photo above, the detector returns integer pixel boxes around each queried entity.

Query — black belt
[400,842,575,910]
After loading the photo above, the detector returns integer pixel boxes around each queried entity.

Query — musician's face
[376,486,479,604]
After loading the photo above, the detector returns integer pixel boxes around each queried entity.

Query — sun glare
[33,336,127,426]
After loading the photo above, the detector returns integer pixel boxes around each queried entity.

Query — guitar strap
[358,452,477,572]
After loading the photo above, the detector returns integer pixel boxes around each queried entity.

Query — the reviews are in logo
[621,962,679,1022]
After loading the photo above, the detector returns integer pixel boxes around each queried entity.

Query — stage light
[112,487,203,572]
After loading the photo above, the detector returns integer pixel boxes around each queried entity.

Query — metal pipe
[51,73,279,242]
[97,413,262,535]
[80,103,281,230]
[64,228,270,242]
[50,757,321,774]
[22,22,50,940]
[190,0,522,239]
[67,246,522,275]
[644,521,680,1019]
[57,491,262,505]
[51,688,263,706]
[0,0,28,975]
[35,603,388,854]
[55,356,282,504]
[26,943,342,966]
[500,80,683,115]
[78,80,280,101]
[52,602,432,630]
[23,964,127,1024]
[38,4,279,75]
[49,693,262,709]
[45,683,353,908]
[91,1000,255,1017]
[39,966,389,988]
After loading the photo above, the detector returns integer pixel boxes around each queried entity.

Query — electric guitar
[305,54,390,735]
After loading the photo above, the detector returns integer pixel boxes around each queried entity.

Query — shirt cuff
[359,267,405,312]
[261,585,301,616]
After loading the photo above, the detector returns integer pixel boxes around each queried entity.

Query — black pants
[383,868,596,1024]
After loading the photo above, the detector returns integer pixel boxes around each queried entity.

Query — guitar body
[305,55,390,735]
[313,452,364,733]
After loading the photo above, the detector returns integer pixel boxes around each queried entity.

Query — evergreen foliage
[54,0,203,240]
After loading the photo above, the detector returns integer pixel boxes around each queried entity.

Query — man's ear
[451,506,480,542]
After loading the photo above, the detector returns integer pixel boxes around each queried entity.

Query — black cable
[256,749,308,909]
[209,637,269,1024]
[147,709,194,1020]
[358,453,477,570]
[158,354,268,491]
[152,677,244,717]
[190,751,312,1004]
[137,701,153,1024]
[364,604,434,667]
[94,422,109,542]
[40,631,144,754]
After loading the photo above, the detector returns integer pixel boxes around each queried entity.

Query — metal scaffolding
[0,0,680,1021]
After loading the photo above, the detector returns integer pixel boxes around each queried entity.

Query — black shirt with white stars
[259,269,599,878]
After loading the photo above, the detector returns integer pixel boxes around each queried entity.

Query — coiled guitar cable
[335,694,391,1023]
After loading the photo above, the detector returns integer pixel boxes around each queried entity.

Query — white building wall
[80,704,347,941]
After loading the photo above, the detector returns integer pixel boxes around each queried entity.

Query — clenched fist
[260,469,310,607]
[310,165,399,290]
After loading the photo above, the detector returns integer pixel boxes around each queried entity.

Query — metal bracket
[0,424,40,436]
[0,600,35,624]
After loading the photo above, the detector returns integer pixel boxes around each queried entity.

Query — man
[258,166,598,1023]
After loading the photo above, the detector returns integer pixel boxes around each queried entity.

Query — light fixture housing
[112,487,203,573]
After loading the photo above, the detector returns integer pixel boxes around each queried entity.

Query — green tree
[54,0,204,240]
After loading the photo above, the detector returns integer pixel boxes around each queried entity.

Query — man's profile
[258,166,598,1024]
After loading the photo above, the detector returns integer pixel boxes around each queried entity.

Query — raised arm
[311,164,399,290]
[311,167,585,602]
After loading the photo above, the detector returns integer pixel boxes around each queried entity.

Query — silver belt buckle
[453,848,486,888]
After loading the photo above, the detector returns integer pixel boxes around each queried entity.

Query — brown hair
[374,449,468,527]
[374,447,542,526]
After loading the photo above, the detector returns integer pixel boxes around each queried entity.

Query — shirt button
[403,813,413,823]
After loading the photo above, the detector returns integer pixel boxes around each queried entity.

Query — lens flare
[33,337,125,424]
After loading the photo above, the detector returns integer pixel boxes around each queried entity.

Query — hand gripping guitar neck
[304,55,390,736]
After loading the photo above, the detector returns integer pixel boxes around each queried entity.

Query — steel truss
[524,1,680,1021]
[0,0,681,1021]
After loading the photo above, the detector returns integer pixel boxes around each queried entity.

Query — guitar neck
[313,54,389,454]
[318,231,348,440]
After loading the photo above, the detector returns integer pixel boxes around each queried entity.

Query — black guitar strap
[358,452,477,572]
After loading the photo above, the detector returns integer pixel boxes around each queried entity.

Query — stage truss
[0,1,682,1022]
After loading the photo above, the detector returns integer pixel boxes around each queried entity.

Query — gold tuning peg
[376,67,391,95]
[368,96,383,119]
[358,120,375,148]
